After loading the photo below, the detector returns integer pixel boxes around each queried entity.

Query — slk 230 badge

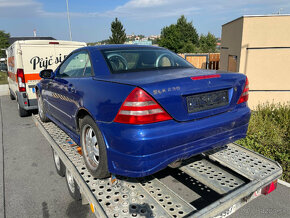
[153,86,181,95]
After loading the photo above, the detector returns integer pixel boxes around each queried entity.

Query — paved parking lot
[0,95,289,218]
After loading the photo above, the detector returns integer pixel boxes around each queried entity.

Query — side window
[58,51,92,78]
[83,57,92,77]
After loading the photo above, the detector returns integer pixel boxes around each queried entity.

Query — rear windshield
[102,48,194,74]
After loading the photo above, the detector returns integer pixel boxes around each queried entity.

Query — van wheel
[80,116,110,179]
[66,168,81,201]
[17,102,29,117]
[37,92,50,122]
[52,149,65,177]
[9,89,15,100]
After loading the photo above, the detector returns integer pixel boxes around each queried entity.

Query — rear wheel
[17,101,29,117]
[37,92,50,122]
[65,168,81,201]
[80,116,110,179]
[9,89,15,100]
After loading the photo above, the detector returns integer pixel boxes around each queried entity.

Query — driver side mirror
[39,69,55,79]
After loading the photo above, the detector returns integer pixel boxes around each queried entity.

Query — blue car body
[37,45,251,177]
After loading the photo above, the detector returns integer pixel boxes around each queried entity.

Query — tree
[108,18,126,44]
[158,15,198,53]
[198,32,217,53]
[0,30,10,58]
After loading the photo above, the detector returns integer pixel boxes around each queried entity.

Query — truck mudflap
[32,114,282,218]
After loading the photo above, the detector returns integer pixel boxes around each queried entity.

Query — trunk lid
[97,68,247,121]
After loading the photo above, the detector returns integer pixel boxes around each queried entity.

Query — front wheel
[80,116,110,179]
[37,92,50,122]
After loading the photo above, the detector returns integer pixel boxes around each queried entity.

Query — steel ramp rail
[180,159,245,195]
[33,115,196,218]
[32,114,282,218]
[206,143,281,181]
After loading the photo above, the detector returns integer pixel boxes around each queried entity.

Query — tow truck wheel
[65,168,81,201]
[52,149,65,177]
[80,115,110,179]
[37,92,50,122]
[17,101,29,117]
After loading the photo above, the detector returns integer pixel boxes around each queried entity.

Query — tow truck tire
[9,89,15,100]
[80,115,110,179]
[52,149,66,177]
[65,168,81,201]
[37,92,50,122]
[17,101,29,117]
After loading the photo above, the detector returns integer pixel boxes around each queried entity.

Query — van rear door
[20,43,57,100]
[53,41,86,63]
[19,41,86,101]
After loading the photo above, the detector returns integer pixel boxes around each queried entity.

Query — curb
[278,179,290,188]
[0,84,8,96]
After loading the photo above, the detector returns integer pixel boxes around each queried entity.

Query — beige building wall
[220,15,290,108]
[220,18,243,72]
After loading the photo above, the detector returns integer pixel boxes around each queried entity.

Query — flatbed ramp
[32,115,282,218]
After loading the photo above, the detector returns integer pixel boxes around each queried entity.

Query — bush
[0,71,8,85]
[237,103,289,182]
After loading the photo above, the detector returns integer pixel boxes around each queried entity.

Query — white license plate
[214,204,236,218]
[32,87,36,93]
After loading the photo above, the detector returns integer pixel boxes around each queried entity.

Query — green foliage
[158,15,217,53]
[87,42,97,46]
[108,18,126,44]
[237,103,290,182]
[0,71,8,84]
[198,32,217,53]
[87,39,110,46]
[158,15,198,53]
[0,30,10,58]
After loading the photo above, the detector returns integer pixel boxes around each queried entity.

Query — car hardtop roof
[91,44,165,50]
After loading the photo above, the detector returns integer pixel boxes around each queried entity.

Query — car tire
[9,89,15,100]
[17,101,29,117]
[65,168,81,201]
[52,149,66,177]
[37,92,50,122]
[80,115,110,179]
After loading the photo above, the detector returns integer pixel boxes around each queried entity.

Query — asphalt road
[0,95,289,218]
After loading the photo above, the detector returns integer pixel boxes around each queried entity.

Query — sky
[0,0,289,43]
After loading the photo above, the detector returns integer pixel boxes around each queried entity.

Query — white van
[7,40,86,117]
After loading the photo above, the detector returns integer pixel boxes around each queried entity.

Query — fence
[179,53,220,70]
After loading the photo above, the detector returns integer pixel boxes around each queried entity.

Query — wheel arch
[35,84,40,95]
[75,108,95,132]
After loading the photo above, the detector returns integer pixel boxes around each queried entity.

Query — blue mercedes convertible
[36,45,251,178]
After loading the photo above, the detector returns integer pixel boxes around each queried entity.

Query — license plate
[214,204,236,218]
[32,87,36,93]
[187,89,229,113]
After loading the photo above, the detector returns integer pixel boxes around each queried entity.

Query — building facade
[220,15,290,108]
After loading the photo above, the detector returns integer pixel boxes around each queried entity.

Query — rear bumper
[99,106,251,177]
[16,91,38,110]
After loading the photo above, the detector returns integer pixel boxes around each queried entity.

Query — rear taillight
[237,77,249,104]
[114,87,172,124]
[17,69,26,92]
[262,180,277,195]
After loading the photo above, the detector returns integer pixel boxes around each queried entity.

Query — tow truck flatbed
[32,114,282,218]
